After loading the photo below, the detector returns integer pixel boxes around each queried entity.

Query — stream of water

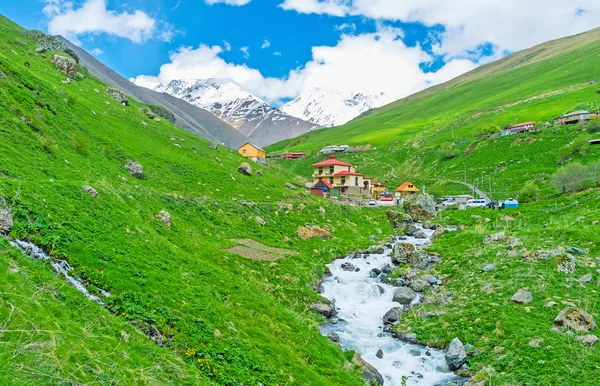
[320,227,464,386]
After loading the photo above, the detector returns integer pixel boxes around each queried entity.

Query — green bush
[588,118,600,133]
[518,182,540,203]
[551,162,588,193]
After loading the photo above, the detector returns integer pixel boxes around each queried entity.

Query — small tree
[551,163,588,193]
[588,118,600,133]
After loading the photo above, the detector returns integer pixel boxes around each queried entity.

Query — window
[341,176,346,184]
[318,167,323,175]
[355,177,359,186]
[329,166,335,174]
[329,177,334,184]
[243,149,247,154]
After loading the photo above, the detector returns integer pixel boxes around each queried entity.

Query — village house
[238,142,266,164]
[501,121,536,136]
[310,156,373,198]
[282,152,305,160]
[554,110,591,125]
[320,145,350,155]
[395,182,420,199]
[371,181,387,199]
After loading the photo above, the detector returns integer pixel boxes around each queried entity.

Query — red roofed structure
[310,156,352,168]
[310,156,375,198]
[501,121,536,136]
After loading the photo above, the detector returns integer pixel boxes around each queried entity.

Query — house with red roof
[310,156,373,197]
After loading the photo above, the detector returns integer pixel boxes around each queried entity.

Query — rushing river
[320,227,463,386]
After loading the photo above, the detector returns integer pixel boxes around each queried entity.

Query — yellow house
[238,142,266,164]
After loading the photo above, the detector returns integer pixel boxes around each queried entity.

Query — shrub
[551,163,588,193]
[518,182,540,203]
[557,134,591,164]
[588,118,600,133]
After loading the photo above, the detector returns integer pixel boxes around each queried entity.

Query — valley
[0,9,599,386]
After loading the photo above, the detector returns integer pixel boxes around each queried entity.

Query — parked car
[465,198,487,208]
[368,199,377,206]
[442,199,457,207]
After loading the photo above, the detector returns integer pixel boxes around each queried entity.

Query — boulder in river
[393,287,416,305]
[391,243,428,269]
[367,245,385,254]
[311,302,336,318]
[341,262,357,272]
[326,332,340,342]
[445,337,467,371]
[405,223,418,236]
[403,194,437,221]
[352,353,385,386]
[554,307,597,332]
[382,307,403,325]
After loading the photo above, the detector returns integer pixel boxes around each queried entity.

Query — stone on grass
[284,183,296,190]
[125,160,144,179]
[482,264,495,272]
[106,87,129,105]
[567,247,585,255]
[0,207,13,234]
[445,337,467,371]
[405,223,418,236]
[579,274,593,283]
[393,287,416,305]
[237,162,252,176]
[82,185,97,198]
[511,289,533,304]
[576,334,599,345]
[410,277,430,292]
[311,302,335,318]
[255,216,266,226]
[159,210,171,228]
[52,54,78,79]
[483,232,506,244]
[554,307,597,332]
[391,243,427,269]
[528,338,543,348]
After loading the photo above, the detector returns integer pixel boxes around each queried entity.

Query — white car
[368,199,377,206]
[465,199,487,208]
[442,200,457,207]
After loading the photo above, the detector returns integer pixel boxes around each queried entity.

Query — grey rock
[52,54,78,79]
[403,194,437,221]
[409,348,421,356]
[545,301,557,307]
[82,185,97,198]
[255,216,265,226]
[237,162,252,176]
[371,268,382,276]
[393,287,416,305]
[284,183,297,190]
[554,307,597,332]
[415,231,427,239]
[0,207,13,234]
[311,303,336,318]
[511,289,533,304]
[353,353,384,386]
[579,274,593,283]
[381,264,393,274]
[483,232,506,244]
[386,210,413,228]
[445,337,467,371]
[341,262,357,271]
[576,334,599,345]
[482,264,495,272]
[426,275,438,285]
[404,333,417,343]
[326,332,340,342]
[370,235,379,242]
[382,307,403,325]
[405,223,418,236]
[376,349,384,359]
[367,245,385,254]
[410,277,430,292]
[125,160,144,179]
[391,243,427,269]
[392,278,405,287]
[567,247,585,255]
[106,88,129,105]
[159,210,172,227]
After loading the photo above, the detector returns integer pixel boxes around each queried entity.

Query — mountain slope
[0,14,391,385]
[281,86,389,127]
[58,38,249,149]
[151,79,320,146]
[268,27,600,196]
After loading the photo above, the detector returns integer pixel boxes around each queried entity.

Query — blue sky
[2,0,599,105]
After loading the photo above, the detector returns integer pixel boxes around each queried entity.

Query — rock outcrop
[554,307,597,332]
[106,88,129,106]
[53,54,78,79]
[383,307,403,325]
[393,287,416,305]
[352,353,385,386]
[510,289,533,304]
[311,302,336,318]
[386,210,413,228]
[403,194,436,221]
[238,162,252,176]
[0,202,13,235]
[391,243,428,269]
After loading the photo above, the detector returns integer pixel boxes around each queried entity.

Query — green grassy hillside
[268,28,600,199]
[0,14,392,385]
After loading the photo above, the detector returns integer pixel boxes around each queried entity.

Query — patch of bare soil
[226,239,299,261]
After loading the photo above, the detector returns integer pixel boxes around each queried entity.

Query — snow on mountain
[151,79,319,146]
[281,87,391,127]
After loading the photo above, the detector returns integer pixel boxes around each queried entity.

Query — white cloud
[274,51,282,56]
[205,0,252,5]
[261,38,271,49]
[279,0,600,56]
[240,46,250,58]
[132,27,476,106]
[90,48,103,55]
[44,0,175,45]
[223,41,232,51]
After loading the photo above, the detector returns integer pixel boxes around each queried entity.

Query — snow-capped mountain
[281,87,392,127]
[151,79,320,146]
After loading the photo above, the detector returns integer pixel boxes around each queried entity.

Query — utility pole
[487,175,492,200]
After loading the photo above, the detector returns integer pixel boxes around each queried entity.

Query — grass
[0,13,395,385]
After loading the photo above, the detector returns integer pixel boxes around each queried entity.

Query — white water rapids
[320,227,463,386]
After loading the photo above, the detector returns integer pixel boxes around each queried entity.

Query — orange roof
[311,156,352,168]
[395,182,420,192]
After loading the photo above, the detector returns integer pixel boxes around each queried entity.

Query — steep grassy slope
[0,14,392,385]
[268,28,600,198]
